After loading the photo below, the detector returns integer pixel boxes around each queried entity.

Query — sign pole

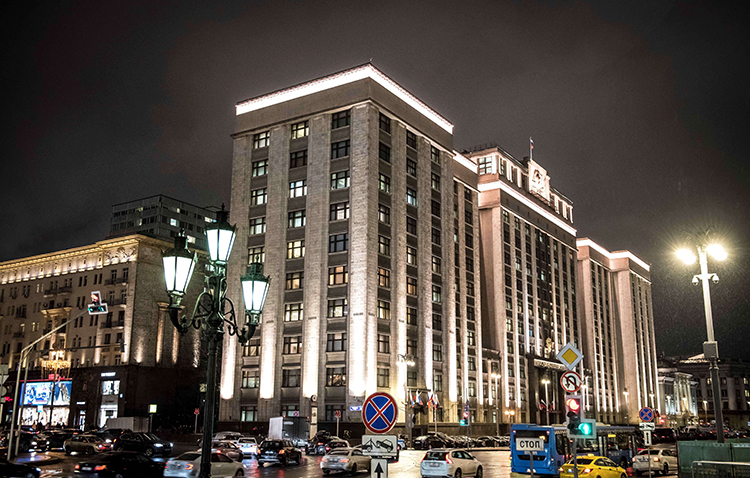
[336,414,340,437]
[194,410,199,434]
[530,451,535,478]
[572,438,579,478]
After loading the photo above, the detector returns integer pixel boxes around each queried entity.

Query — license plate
[82,467,92,471]
[430,462,441,467]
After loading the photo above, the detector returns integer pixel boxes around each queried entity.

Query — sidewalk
[0,448,61,466]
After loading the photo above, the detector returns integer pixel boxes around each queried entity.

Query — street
[30,448,512,478]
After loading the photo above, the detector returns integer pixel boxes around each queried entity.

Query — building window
[406,306,418,325]
[407,371,417,387]
[378,204,390,224]
[406,339,417,356]
[327,333,347,352]
[467,306,475,321]
[282,368,301,387]
[406,216,417,235]
[378,235,391,256]
[431,173,441,190]
[406,131,417,149]
[282,336,302,354]
[432,313,442,330]
[327,298,347,318]
[325,405,344,422]
[466,281,474,297]
[243,339,260,357]
[332,110,350,129]
[251,188,267,205]
[377,300,390,320]
[432,285,442,303]
[379,142,391,163]
[377,334,390,353]
[253,131,270,149]
[406,158,417,176]
[466,256,474,272]
[379,174,391,193]
[406,246,417,265]
[291,121,308,139]
[377,368,390,387]
[290,150,307,168]
[285,271,304,290]
[467,330,476,346]
[468,357,477,371]
[331,140,350,159]
[468,379,477,396]
[379,113,391,133]
[286,240,305,259]
[328,266,348,285]
[248,246,265,264]
[406,188,418,206]
[289,180,307,198]
[478,156,493,175]
[431,200,441,217]
[432,256,441,274]
[406,277,418,296]
[431,146,440,164]
[331,170,350,189]
[431,228,441,245]
[326,367,346,387]
[249,217,266,235]
[251,159,268,177]
[330,202,350,221]
[434,374,443,392]
[284,303,303,322]
[288,210,306,228]
[433,344,443,362]
[241,369,260,388]
[329,233,349,253]
[378,268,391,288]
[241,406,257,422]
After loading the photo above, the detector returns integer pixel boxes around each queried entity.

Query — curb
[14,456,62,466]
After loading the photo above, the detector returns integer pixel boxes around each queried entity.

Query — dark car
[74,452,164,477]
[103,428,132,439]
[43,431,77,451]
[113,432,172,457]
[0,457,41,478]
[87,431,116,444]
[413,435,452,450]
[257,439,302,466]
[306,431,332,454]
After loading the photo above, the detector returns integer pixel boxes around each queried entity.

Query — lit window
[249,217,266,235]
[285,271,303,290]
[288,210,306,228]
[406,246,417,265]
[283,336,302,354]
[478,156,493,175]
[252,159,268,177]
[379,174,391,193]
[432,256,441,274]
[286,240,305,259]
[378,334,390,353]
[431,173,441,190]
[378,204,390,224]
[327,299,347,318]
[329,202,350,221]
[327,333,347,352]
[251,188,267,205]
[253,131,270,149]
[406,277,418,296]
[406,188,418,206]
[328,266,348,285]
[331,170,350,189]
[378,235,390,256]
[291,121,308,139]
[284,303,303,322]
[378,268,390,288]
[432,285,442,303]
[248,246,265,264]
[377,300,390,320]
[326,367,346,387]
[406,307,417,325]
[289,180,307,198]
[170,218,178,227]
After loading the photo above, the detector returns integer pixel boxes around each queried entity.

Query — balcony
[110,298,127,306]
[104,276,129,286]
[57,286,72,295]
[101,320,125,329]
[15,310,27,319]
[12,332,25,338]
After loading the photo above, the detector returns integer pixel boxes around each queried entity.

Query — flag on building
[540,399,547,411]
[433,393,440,408]
[417,392,423,405]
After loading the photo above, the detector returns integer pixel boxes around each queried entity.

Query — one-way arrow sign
[371,458,388,478]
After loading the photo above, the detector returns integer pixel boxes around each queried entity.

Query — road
[32,448,512,478]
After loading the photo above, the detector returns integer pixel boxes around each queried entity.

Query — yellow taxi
[559,455,627,478]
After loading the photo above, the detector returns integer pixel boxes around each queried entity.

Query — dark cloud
[3,0,749,358]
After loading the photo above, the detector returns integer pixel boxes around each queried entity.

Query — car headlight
[154,443,163,447]
[170,442,174,447]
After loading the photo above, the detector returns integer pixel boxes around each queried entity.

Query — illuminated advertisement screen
[23,382,53,406]
[54,381,72,406]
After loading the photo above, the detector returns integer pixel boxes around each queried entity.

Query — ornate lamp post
[397,354,416,447]
[541,377,551,425]
[491,373,501,435]
[677,239,727,443]
[162,206,269,478]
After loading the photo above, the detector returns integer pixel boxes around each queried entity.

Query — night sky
[3,1,749,360]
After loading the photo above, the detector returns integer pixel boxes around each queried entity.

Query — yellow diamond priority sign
[556,342,583,370]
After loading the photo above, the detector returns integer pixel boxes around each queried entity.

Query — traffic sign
[516,437,544,452]
[556,342,584,370]
[362,392,398,434]
[643,430,652,446]
[371,458,388,478]
[194,408,199,415]
[350,405,363,412]
[639,407,654,422]
[639,422,655,431]
[335,410,341,418]
[362,435,397,457]
[560,371,582,393]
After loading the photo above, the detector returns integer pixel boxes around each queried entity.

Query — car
[198,431,243,447]
[165,451,245,477]
[102,428,132,439]
[203,441,244,462]
[326,439,350,454]
[420,449,483,478]
[476,436,497,447]
[43,431,77,451]
[257,439,302,466]
[113,432,172,457]
[65,435,113,455]
[237,437,258,457]
[560,456,627,478]
[413,435,452,450]
[633,449,678,475]
[651,428,676,444]
[397,437,406,450]
[307,431,332,454]
[0,457,41,478]
[87,430,117,444]
[321,447,371,475]
[73,451,164,477]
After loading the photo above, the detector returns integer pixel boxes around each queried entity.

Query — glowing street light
[398,354,416,447]
[541,377,551,425]
[677,238,727,443]
[491,372,501,435]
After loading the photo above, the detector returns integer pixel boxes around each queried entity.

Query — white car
[321,447,371,475]
[633,449,678,475]
[237,437,258,457]
[421,449,484,478]
[164,451,245,477]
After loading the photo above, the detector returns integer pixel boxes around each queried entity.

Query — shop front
[20,379,72,427]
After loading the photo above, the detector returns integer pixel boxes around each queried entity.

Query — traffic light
[88,291,108,315]
[569,418,596,438]
[565,394,583,438]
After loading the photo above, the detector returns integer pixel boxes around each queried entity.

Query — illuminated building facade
[470,145,579,425]
[0,235,203,428]
[221,63,481,432]
[576,238,657,424]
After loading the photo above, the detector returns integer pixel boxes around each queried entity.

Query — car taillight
[340,458,349,463]
[94,465,107,471]
[185,464,194,470]
[75,464,81,470]
[99,444,105,449]
[582,468,592,474]
[279,450,285,454]
[654,457,660,462]
[446,456,453,464]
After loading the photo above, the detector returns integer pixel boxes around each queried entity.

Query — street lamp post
[703,400,708,425]
[491,373,501,436]
[162,207,270,478]
[623,389,629,423]
[541,377,551,425]
[398,354,415,448]
[677,241,727,443]
[504,409,515,423]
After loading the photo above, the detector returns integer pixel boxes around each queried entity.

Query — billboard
[53,381,72,406]
[22,382,53,406]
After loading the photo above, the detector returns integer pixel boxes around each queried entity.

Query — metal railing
[693,461,750,478]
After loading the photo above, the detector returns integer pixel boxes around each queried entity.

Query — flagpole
[530,137,533,161]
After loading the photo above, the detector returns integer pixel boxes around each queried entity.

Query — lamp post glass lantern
[161,206,269,478]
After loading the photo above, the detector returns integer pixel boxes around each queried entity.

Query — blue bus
[511,424,639,475]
